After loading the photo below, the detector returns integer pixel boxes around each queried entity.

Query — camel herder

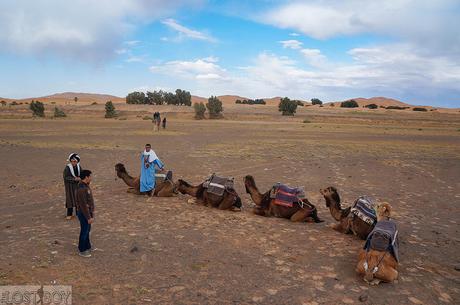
[63,153,82,220]
[140,144,165,195]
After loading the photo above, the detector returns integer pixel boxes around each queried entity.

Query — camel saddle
[364,220,399,262]
[351,196,377,226]
[155,170,173,183]
[203,174,234,197]
[270,183,305,208]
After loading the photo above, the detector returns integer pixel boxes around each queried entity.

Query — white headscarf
[66,153,81,177]
[143,149,158,163]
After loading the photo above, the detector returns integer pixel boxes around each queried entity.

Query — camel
[356,202,399,285]
[244,175,322,223]
[115,163,176,197]
[320,186,375,239]
[176,179,242,211]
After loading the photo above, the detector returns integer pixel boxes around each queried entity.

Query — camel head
[376,202,392,221]
[320,186,340,207]
[115,163,127,178]
[362,250,383,284]
[243,175,257,194]
[176,179,192,194]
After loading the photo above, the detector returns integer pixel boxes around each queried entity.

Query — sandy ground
[0,105,459,305]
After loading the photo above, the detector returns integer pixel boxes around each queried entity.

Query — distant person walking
[156,112,161,132]
[63,153,82,220]
[76,170,95,258]
[162,117,167,129]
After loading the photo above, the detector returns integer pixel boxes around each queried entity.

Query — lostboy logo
[0,286,71,305]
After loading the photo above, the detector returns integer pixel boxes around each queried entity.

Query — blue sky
[0,0,459,107]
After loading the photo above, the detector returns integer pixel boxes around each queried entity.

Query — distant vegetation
[206,96,223,119]
[0,100,6,106]
[126,89,192,106]
[340,100,359,108]
[413,107,428,112]
[279,97,298,116]
[385,105,409,110]
[235,99,266,105]
[311,98,323,105]
[364,103,378,109]
[105,101,117,118]
[10,101,18,106]
[193,102,206,119]
[30,100,45,117]
[295,100,304,106]
[53,107,67,118]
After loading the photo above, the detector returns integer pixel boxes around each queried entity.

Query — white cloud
[300,48,327,68]
[150,57,227,80]
[162,18,216,42]
[289,33,300,37]
[261,0,460,58]
[279,40,303,49]
[0,0,202,62]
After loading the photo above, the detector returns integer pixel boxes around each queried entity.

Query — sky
[0,0,459,107]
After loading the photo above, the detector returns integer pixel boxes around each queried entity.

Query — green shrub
[91,102,98,105]
[53,107,66,117]
[194,102,206,119]
[278,97,298,116]
[30,100,45,117]
[311,98,323,105]
[206,96,223,118]
[0,100,6,106]
[413,107,427,112]
[303,118,311,123]
[330,103,335,107]
[10,101,18,106]
[365,103,378,109]
[340,100,359,108]
[104,101,117,118]
[386,106,409,110]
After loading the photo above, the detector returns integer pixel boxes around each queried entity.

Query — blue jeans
[77,211,91,252]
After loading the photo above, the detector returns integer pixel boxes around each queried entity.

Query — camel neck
[327,198,345,221]
[119,171,136,187]
[247,185,264,206]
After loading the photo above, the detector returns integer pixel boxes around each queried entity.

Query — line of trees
[235,99,266,105]
[126,89,192,106]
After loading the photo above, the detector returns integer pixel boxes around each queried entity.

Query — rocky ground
[0,108,459,304]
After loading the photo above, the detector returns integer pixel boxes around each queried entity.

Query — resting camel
[320,186,375,239]
[244,175,322,223]
[115,163,176,197]
[356,202,399,285]
[176,179,242,211]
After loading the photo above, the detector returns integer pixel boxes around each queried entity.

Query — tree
[235,99,242,104]
[105,101,117,118]
[0,100,6,106]
[340,100,359,108]
[194,102,206,119]
[54,107,67,117]
[278,97,297,116]
[364,103,378,109]
[126,92,145,104]
[74,96,78,103]
[206,96,223,118]
[30,100,45,117]
[311,98,323,105]
[175,89,192,106]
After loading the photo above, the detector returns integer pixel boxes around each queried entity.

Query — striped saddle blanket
[203,174,234,197]
[271,183,305,208]
[364,220,399,262]
[351,196,377,225]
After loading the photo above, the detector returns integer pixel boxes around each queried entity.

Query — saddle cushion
[272,183,305,207]
[364,220,399,262]
[203,174,234,197]
[351,196,377,225]
[155,171,173,183]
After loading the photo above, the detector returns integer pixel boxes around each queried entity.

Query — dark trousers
[66,207,74,216]
[77,211,92,253]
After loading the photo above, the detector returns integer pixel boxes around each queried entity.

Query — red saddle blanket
[273,184,303,207]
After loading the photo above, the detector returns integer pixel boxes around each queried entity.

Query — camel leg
[253,207,266,216]
[290,209,310,222]
[217,195,235,210]
[156,187,174,197]
[127,188,141,195]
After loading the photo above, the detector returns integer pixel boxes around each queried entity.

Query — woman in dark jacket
[63,153,82,219]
